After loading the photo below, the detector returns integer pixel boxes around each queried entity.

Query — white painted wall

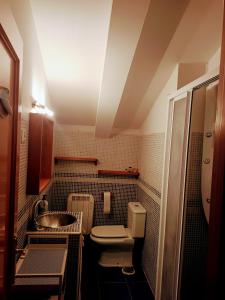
[0,0,23,60]
[8,0,51,113]
[207,47,221,73]
[140,65,179,135]
[0,0,52,215]
[140,45,221,136]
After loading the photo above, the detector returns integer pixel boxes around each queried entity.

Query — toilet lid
[91,225,127,238]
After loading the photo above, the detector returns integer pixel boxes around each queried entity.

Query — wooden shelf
[98,169,139,178]
[55,156,98,165]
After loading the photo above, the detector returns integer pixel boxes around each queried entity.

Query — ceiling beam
[95,0,150,137]
[113,0,190,130]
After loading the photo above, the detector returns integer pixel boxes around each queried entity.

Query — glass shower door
[161,92,191,300]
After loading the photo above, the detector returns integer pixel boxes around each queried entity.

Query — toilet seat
[90,226,134,245]
[91,225,127,238]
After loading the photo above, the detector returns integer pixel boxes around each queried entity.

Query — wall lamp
[31,100,54,117]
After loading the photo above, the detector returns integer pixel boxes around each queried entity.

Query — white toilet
[90,202,146,274]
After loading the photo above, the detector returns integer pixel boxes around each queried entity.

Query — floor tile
[81,285,100,300]
[81,236,154,300]
[124,265,147,283]
[97,266,126,283]
[128,282,154,300]
[100,283,131,300]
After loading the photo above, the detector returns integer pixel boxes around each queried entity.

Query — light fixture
[31,100,54,117]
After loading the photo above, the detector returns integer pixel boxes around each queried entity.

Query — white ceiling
[30,0,112,125]
[30,0,223,137]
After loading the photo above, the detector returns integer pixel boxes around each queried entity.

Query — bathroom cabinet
[26,113,54,194]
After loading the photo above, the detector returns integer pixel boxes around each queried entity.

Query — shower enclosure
[159,73,219,300]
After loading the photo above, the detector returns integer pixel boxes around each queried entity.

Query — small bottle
[41,194,48,211]
[128,166,133,173]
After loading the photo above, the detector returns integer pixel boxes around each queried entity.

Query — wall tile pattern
[138,187,160,294]
[137,133,164,293]
[48,181,137,226]
[54,124,139,174]
[16,113,52,249]
[17,123,165,298]
[180,132,208,299]
[138,133,165,196]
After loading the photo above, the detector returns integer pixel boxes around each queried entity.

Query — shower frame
[155,69,220,300]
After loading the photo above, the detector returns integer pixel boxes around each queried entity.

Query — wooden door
[0,24,19,299]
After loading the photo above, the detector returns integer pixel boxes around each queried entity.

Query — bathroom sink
[36,212,76,229]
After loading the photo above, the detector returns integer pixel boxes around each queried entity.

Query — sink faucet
[33,195,48,223]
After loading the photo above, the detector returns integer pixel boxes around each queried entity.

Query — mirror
[0,43,11,117]
[0,38,12,294]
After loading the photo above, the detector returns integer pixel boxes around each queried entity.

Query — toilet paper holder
[103,192,112,214]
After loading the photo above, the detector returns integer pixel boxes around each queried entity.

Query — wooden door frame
[0,23,20,299]
[207,3,225,299]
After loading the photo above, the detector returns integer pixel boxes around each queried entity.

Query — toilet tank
[128,202,146,238]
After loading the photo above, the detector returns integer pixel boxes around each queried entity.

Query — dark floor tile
[100,283,131,300]
[128,282,154,300]
[124,266,147,283]
[97,266,126,283]
[81,285,100,300]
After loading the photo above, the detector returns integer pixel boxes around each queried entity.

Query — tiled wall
[180,132,208,299]
[17,113,52,249]
[55,124,139,174]
[52,124,140,225]
[138,133,165,197]
[52,125,165,296]
[137,133,165,294]
[51,125,140,230]
[48,179,137,226]
[17,122,165,297]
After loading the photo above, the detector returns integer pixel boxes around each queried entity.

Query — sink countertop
[26,211,82,235]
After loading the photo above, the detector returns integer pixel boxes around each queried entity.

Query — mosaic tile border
[55,171,139,180]
[48,180,138,227]
[138,177,161,199]
[54,176,137,186]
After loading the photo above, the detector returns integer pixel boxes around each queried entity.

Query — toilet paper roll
[103,192,111,214]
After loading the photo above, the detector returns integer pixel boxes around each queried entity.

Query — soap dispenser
[42,194,49,212]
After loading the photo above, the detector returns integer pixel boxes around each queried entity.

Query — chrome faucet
[33,196,48,224]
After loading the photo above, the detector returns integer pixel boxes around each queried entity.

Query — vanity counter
[25,211,83,300]
[26,211,82,235]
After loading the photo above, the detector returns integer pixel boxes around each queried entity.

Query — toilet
[90,202,146,274]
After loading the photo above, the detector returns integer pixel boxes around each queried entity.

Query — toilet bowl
[67,195,146,274]
[90,202,146,274]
